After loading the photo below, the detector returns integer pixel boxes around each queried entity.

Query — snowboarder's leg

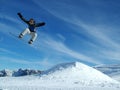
[28,32,37,44]
[19,28,30,38]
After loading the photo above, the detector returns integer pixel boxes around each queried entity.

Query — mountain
[0,69,41,77]
[40,62,120,87]
[94,64,120,82]
[0,62,120,90]
[0,69,13,77]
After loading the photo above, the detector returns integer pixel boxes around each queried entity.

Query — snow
[0,62,120,90]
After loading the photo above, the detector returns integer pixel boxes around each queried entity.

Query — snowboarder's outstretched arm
[35,22,46,27]
[17,13,28,24]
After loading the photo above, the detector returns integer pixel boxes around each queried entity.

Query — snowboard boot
[28,40,33,44]
[19,34,23,38]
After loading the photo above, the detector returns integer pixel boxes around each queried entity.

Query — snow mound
[41,62,120,87]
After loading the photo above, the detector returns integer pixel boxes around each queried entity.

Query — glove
[41,22,46,26]
[17,13,22,18]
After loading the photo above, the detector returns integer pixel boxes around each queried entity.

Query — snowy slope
[0,62,120,90]
[94,64,120,82]
[41,62,120,86]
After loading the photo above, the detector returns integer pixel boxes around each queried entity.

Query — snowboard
[9,32,32,45]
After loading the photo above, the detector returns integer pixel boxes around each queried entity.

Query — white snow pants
[21,28,37,42]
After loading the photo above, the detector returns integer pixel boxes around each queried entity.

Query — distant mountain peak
[0,69,41,77]
[94,64,120,82]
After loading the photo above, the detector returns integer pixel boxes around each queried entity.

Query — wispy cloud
[0,13,25,36]
[41,36,101,64]
[0,36,3,42]
[0,21,19,35]
[0,0,119,70]
[34,0,120,49]
[26,31,101,65]
[0,56,53,69]
[0,48,17,55]
[73,19,120,49]
[0,14,21,25]
[56,33,66,42]
[0,48,28,61]
[73,19,120,61]
[100,50,120,61]
[34,0,120,63]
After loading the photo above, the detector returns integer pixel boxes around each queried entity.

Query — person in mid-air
[17,13,45,44]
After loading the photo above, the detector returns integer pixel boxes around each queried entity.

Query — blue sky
[0,0,120,70]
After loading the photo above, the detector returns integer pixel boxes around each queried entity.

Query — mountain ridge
[39,61,120,87]
[94,64,120,82]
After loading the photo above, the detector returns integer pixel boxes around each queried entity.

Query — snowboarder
[17,13,45,44]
